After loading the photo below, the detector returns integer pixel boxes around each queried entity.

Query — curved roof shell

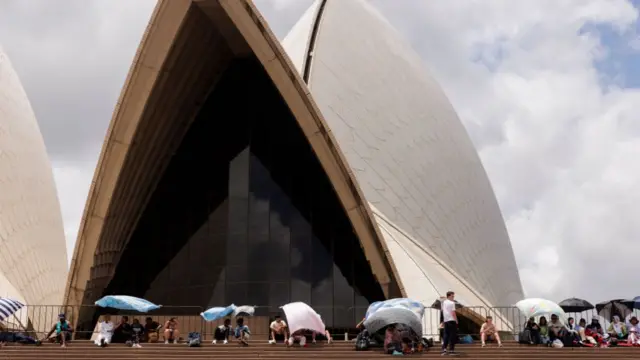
[282,0,524,309]
[0,47,68,306]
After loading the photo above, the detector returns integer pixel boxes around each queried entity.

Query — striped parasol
[0,297,24,322]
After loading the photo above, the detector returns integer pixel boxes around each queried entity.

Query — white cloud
[363,0,640,303]
[11,0,640,306]
[260,0,640,303]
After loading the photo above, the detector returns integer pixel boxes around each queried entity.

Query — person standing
[441,291,458,356]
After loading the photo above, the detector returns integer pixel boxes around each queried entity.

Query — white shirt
[442,299,456,323]
[270,320,287,332]
[99,321,114,334]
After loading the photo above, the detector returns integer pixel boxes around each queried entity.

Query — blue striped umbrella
[0,298,24,322]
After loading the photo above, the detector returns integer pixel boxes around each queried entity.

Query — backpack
[355,330,370,351]
[187,332,201,347]
[459,335,473,344]
[519,329,533,344]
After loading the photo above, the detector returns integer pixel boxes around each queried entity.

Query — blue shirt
[235,325,250,338]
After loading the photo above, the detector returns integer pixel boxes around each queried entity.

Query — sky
[1,0,640,304]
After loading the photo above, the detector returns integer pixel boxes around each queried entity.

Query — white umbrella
[364,307,423,337]
[515,298,567,323]
[232,305,255,317]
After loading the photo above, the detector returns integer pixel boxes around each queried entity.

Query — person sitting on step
[94,315,114,347]
[112,316,132,344]
[144,317,161,343]
[130,318,145,348]
[213,318,232,344]
[480,316,502,347]
[44,314,73,347]
[607,316,628,340]
[268,315,288,345]
[163,317,180,344]
[626,317,640,345]
[234,318,251,346]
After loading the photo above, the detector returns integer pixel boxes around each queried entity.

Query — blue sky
[590,0,640,87]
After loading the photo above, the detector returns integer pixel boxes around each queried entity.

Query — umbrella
[515,298,566,323]
[632,296,640,310]
[232,305,255,317]
[431,298,463,310]
[94,295,161,313]
[596,299,634,321]
[558,298,594,313]
[365,298,425,320]
[0,297,24,322]
[363,307,423,338]
[201,304,237,322]
[281,302,325,334]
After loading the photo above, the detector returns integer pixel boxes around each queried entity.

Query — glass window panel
[226,266,249,283]
[269,282,290,315]
[226,283,248,305]
[333,264,355,328]
[80,59,387,337]
[247,282,270,309]
[226,233,247,266]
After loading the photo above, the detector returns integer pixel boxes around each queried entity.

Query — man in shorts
[44,314,73,347]
[480,316,502,347]
[269,315,288,344]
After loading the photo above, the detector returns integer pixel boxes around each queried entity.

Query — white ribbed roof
[0,47,68,306]
[282,0,524,308]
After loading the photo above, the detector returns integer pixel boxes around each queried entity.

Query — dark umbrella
[558,298,594,313]
[595,299,634,321]
[633,296,640,310]
[431,298,463,310]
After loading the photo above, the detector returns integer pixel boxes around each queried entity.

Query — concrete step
[2,341,637,359]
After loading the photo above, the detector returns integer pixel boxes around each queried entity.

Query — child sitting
[234,318,251,346]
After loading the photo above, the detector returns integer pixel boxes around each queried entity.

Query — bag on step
[519,329,533,344]
[459,334,473,344]
[187,332,201,347]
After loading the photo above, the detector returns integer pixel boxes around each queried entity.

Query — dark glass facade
[81,57,385,331]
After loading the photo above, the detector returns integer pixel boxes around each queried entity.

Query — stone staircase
[0,340,635,359]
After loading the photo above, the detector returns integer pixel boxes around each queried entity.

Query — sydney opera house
[1,0,523,335]
[0,49,68,309]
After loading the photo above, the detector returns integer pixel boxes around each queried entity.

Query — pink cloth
[281,302,326,334]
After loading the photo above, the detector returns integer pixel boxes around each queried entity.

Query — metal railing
[3,304,628,340]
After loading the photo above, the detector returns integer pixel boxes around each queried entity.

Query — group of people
[522,314,640,347]
[93,315,173,347]
[212,317,251,345]
[266,315,332,347]
[42,313,179,347]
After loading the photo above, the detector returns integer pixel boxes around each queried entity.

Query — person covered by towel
[94,315,114,347]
